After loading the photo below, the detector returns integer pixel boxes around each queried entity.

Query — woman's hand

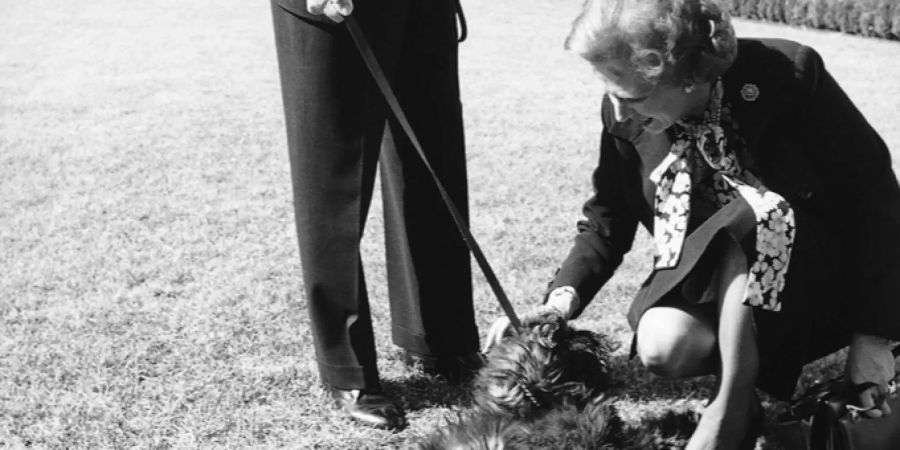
[481,287,579,353]
[846,333,896,418]
[307,0,353,23]
[482,315,516,354]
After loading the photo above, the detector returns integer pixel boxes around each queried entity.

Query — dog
[418,397,627,449]
[472,315,612,418]
[419,398,698,449]
[418,315,698,449]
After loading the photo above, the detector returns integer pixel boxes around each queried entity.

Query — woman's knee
[636,306,717,378]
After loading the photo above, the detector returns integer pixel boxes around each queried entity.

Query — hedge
[727,0,900,39]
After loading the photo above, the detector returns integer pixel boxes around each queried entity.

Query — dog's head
[474,317,611,417]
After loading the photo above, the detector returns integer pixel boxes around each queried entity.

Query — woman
[484,0,900,448]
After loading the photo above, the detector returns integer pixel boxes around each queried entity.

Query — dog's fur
[419,397,627,449]
[419,399,698,449]
[419,317,699,449]
[473,316,612,418]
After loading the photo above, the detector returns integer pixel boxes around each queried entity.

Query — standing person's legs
[380,0,480,377]
[270,0,409,428]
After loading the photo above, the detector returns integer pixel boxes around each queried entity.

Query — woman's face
[593,61,706,134]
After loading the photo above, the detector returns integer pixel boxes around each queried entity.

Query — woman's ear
[634,49,665,79]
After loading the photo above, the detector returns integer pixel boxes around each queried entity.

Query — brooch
[740,83,760,102]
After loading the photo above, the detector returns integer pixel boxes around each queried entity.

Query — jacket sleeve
[795,45,900,340]
[547,123,639,319]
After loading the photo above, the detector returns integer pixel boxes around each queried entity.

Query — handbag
[771,346,900,450]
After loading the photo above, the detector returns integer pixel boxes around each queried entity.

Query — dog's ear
[539,326,612,400]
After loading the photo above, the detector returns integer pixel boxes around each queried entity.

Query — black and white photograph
[3,0,900,448]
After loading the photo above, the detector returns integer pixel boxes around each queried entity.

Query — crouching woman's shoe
[328,386,408,430]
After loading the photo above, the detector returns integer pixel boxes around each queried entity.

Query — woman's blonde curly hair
[565,0,737,92]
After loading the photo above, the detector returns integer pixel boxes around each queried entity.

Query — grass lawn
[2,0,899,448]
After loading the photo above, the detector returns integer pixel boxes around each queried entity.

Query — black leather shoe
[328,387,407,430]
[403,351,485,383]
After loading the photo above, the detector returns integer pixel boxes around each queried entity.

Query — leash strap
[345,15,521,329]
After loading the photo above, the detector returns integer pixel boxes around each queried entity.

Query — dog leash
[345,15,522,329]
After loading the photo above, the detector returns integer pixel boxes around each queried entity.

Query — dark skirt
[627,197,853,400]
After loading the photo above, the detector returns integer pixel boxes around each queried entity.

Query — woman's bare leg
[687,237,760,450]
[636,237,761,449]
[637,303,718,378]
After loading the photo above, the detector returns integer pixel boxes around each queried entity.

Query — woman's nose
[609,95,633,122]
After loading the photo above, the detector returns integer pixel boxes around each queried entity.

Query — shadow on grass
[383,375,476,412]
[603,351,718,402]
[383,350,718,413]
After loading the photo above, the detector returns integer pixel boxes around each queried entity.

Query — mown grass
[1,0,898,448]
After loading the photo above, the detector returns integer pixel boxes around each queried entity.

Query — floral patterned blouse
[649,79,795,311]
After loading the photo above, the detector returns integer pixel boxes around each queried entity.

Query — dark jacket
[549,38,900,341]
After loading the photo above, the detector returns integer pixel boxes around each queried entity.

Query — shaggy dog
[472,316,612,418]
[419,400,698,449]
[419,316,698,449]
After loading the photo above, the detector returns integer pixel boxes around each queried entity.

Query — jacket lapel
[722,39,797,162]
[606,110,671,224]
[606,108,672,178]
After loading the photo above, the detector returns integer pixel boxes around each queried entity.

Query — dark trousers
[271,0,479,390]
